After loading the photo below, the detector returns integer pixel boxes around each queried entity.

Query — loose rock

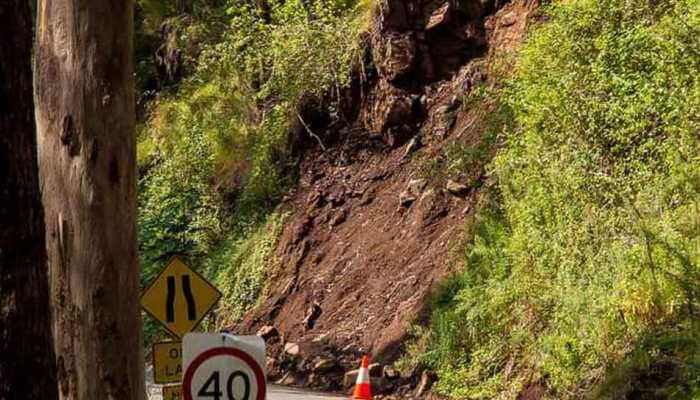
[407,178,427,197]
[383,365,399,380]
[344,369,359,388]
[446,179,469,196]
[266,356,277,372]
[402,136,422,159]
[329,209,348,228]
[303,302,322,330]
[284,342,300,357]
[399,191,417,207]
[307,189,325,208]
[426,2,451,30]
[256,325,279,341]
[369,363,383,377]
[312,358,338,373]
[500,11,518,27]
[276,371,297,386]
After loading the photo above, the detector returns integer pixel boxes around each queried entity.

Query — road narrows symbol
[182,275,196,321]
[166,276,176,323]
[165,275,198,323]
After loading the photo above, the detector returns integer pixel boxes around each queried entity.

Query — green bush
[138,0,370,277]
[204,211,288,326]
[138,122,222,286]
[137,0,371,344]
[422,0,700,398]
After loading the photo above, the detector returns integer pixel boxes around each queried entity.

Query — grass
[408,0,700,398]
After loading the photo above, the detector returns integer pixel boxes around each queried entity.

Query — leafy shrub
[204,211,288,327]
[138,123,222,286]
[137,0,371,344]
[139,0,370,273]
[423,0,700,398]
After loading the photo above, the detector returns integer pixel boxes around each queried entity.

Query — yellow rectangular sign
[153,341,182,384]
[162,385,182,400]
[140,257,222,338]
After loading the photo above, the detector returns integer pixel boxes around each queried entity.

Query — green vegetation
[135,0,700,397]
[412,0,700,398]
[136,0,371,344]
[416,84,509,190]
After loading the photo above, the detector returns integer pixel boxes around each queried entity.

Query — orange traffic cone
[352,355,373,399]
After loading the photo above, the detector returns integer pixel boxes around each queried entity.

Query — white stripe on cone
[356,367,370,384]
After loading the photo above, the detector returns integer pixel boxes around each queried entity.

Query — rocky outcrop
[360,0,536,147]
[372,31,417,83]
[361,80,416,145]
[370,0,497,86]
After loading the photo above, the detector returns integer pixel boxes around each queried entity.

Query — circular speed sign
[183,347,266,400]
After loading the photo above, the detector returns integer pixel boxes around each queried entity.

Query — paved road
[268,385,345,399]
[147,367,343,399]
[147,364,344,399]
[148,384,343,399]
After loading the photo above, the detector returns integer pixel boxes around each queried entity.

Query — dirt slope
[233,0,539,393]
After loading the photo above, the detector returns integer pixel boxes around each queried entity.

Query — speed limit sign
[183,333,267,400]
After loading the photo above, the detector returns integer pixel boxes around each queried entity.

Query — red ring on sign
[183,347,266,400]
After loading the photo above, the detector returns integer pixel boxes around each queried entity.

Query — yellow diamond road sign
[141,257,221,338]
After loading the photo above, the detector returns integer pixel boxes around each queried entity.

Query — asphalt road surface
[150,385,344,399]
[148,384,343,400]
[268,385,345,399]
[147,365,344,399]
[146,368,343,399]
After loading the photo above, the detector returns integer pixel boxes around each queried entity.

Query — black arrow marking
[182,275,196,321]
[166,276,176,323]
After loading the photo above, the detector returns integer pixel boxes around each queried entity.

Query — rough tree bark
[0,0,58,398]
[35,0,145,399]
[177,0,193,14]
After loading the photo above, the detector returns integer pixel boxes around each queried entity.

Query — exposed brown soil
[231,0,540,396]
[270,131,467,352]
[518,384,548,400]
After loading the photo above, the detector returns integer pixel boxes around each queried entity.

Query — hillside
[135,0,700,399]
[233,0,538,392]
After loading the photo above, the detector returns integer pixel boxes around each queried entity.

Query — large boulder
[361,80,415,137]
[372,32,417,83]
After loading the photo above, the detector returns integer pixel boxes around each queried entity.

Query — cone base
[353,383,372,399]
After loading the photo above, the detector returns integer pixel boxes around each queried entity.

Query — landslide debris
[231,0,539,395]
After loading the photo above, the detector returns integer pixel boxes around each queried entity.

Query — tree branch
[297,113,327,151]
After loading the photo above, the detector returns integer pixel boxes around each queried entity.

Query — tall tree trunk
[177,0,193,14]
[0,0,58,398]
[34,0,145,399]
